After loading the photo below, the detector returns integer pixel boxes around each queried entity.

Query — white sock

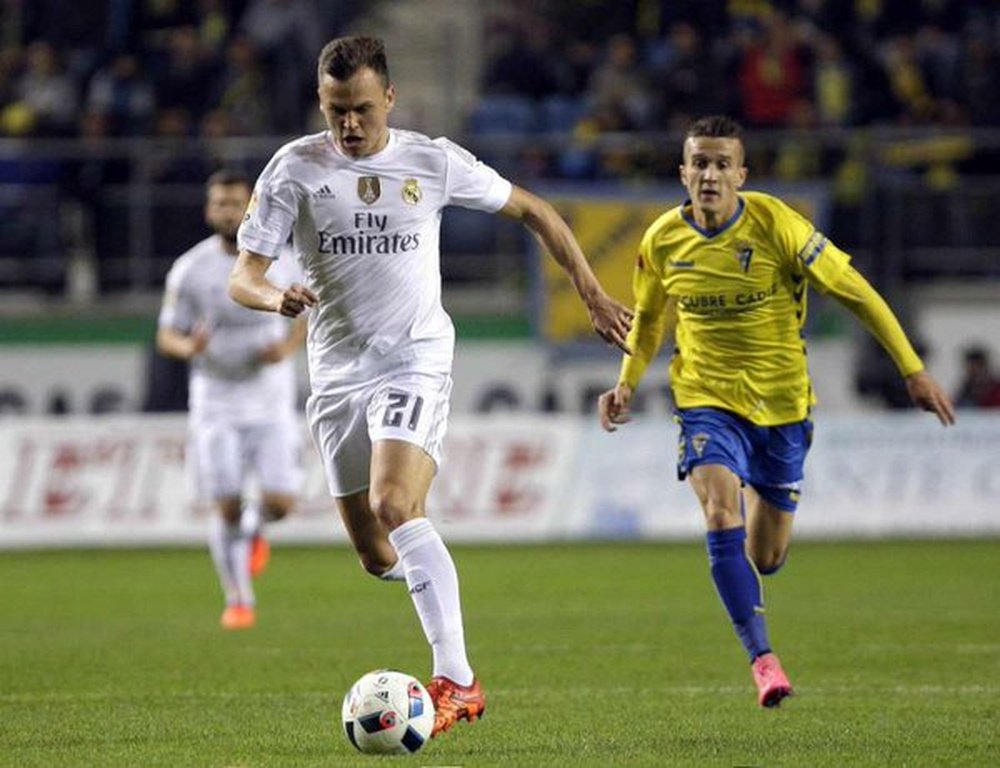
[240,502,262,538]
[231,531,255,607]
[208,516,240,606]
[388,518,473,685]
[378,558,407,582]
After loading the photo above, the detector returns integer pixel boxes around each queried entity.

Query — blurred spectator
[212,37,273,135]
[151,25,219,118]
[239,0,324,132]
[482,21,561,100]
[736,11,809,128]
[86,53,156,135]
[954,346,1000,409]
[195,0,234,58]
[647,22,725,130]
[586,34,652,130]
[812,34,855,127]
[13,41,79,136]
[879,34,937,124]
[0,46,24,135]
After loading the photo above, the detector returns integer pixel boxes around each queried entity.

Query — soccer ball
[341,669,435,755]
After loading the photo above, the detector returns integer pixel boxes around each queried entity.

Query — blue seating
[440,207,497,255]
[538,95,586,134]
[467,95,537,135]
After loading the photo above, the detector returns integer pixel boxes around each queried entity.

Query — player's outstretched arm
[500,186,633,353]
[823,265,955,426]
[229,250,318,318]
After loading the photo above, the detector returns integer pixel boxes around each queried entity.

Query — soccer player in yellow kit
[598,116,955,707]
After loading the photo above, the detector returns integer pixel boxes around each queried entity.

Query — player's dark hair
[205,168,250,192]
[686,115,744,141]
[317,36,390,88]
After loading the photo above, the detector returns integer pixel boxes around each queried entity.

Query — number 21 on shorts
[382,391,424,431]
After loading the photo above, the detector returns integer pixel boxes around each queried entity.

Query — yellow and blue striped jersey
[621,191,890,425]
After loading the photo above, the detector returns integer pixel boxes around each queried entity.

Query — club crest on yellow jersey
[734,240,754,273]
[357,176,381,205]
[401,178,422,205]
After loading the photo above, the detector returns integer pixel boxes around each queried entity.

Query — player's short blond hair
[686,115,743,141]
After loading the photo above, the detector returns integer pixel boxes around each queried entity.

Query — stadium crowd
[1,0,997,145]
[0,0,360,141]
[481,0,1000,132]
[0,1,997,295]
[472,1,1000,182]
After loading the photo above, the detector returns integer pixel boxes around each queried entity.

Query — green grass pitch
[2,540,998,766]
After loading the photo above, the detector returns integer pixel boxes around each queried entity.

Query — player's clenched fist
[277,283,319,318]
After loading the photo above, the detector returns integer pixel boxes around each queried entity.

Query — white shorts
[189,418,302,500]
[306,370,452,497]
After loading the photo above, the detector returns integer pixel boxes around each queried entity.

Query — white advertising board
[0,339,861,416]
[2,412,998,549]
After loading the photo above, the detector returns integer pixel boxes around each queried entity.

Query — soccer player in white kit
[157,169,306,631]
[229,37,633,735]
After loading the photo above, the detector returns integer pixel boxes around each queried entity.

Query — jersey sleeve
[619,232,670,388]
[238,151,303,258]
[824,264,924,376]
[771,197,922,376]
[773,199,852,290]
[435,137,513,212]
[158,260,196,333]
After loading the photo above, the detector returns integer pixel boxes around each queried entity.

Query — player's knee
[695,488,742,530]
[701,499,742,531]
[356,549,396,578]
[262,502,292,523]
[217,499,242,524]
[753,548,788,575]
[369,485,419,530]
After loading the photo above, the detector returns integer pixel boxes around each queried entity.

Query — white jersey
[237,128,512,393]
[159,235,303,423]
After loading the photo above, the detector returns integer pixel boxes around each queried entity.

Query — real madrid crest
[357,176,381,205]
[401,178,422,205]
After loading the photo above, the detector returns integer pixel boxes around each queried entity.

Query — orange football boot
[426,676,486,736]
[220,604,256,630]
[249,534,270,578]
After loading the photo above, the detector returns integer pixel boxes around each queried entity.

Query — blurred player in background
[228,36,632,735]
[598,116,954,707]
[157,169,307,631]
